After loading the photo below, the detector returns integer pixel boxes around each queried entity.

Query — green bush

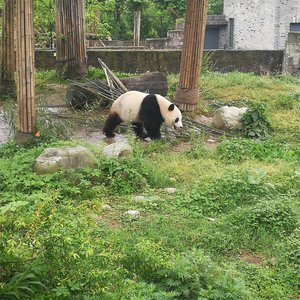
[240,102,272,139]
[216,138,294,163]
[231,199,297,237]
[122,244,251,300]
[285,227,300,264]
[175,170,275,216]
[163,250,251,300]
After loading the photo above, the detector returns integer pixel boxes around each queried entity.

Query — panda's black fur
[103,91,182,139]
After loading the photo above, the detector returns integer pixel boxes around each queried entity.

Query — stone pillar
[174,0,209,111]
[283,32,300,75]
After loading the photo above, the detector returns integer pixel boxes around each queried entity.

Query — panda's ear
[168,104,175,111]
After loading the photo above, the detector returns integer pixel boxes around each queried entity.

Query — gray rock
[103,142,132,158]
[164,187,177,194]
[213,106,248,130]
[102,204,112,211]
[133,195,147,202]
[126,210,140,217]
[34,146,96,174]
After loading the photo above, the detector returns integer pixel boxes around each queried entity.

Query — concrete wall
[224,0,276,50]
[283,32,300,75]
[35,49,283,75]
[274,0,300,50]
[223,0,300,50]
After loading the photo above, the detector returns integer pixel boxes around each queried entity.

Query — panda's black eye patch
[175,118,179,123]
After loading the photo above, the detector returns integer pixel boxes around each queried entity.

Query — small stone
[206,139,216,144]
[102,204,112,211]
[126,210,140,217]
[133,196,146,202]
[164,187,177,194]
[89,213,102,222]
[103,141,132,158]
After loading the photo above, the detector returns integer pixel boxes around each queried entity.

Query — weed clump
[231,199,297,237]
[216,138,297,163]
[175,170,275,216]
[240,102,272,139]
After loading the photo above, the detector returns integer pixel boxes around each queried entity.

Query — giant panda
[103,91,183,139]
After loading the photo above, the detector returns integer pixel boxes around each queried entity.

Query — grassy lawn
[0,70,299,299]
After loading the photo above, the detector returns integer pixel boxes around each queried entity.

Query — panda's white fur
[103,91,183,139]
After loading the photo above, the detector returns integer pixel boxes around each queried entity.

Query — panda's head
[154,93,183,129]
[165,103,183,129]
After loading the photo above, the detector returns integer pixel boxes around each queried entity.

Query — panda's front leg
[144,122,161,139]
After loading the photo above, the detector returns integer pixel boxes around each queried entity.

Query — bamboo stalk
[1,0,15,86]
[55,0,87,79]
[174,0,209,111]
[16,0,35,140]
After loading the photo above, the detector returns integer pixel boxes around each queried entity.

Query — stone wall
[224,0,276,50]
[223,0,300,50]
[274,0,300,50]
[283,32,300,75]
[35,49,283,75]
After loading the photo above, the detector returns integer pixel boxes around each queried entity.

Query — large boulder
[103,142,132,158]
[34,146,96,175]
[213,106,248,130]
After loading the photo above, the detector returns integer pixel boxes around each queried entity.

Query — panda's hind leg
[132,122,147,138]
[103,112,123,137]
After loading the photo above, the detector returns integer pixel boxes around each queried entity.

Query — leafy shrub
[175,170,275,216]
[240,102,272,139]
[0,271,45,299]
[231,199,297,237]
[163,250,251,300]
[122,244,251,300]
[240,264,292,300]
[0,141,23,159]
[274,94,299,110]
[216,138,292,163]
[185,133,208,159]
[285,227,300,270]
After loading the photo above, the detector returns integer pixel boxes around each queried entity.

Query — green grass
[0,72,300,299]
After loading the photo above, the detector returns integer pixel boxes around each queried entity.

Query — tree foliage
[2,0,224,45]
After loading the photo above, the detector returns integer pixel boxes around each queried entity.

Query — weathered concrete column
[283,32,300,75]
[55,0,88,79]
[0,0,15,95]
[15,0,36,142]
[174,0,209,111]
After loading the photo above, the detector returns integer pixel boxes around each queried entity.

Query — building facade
[224,0,300,50]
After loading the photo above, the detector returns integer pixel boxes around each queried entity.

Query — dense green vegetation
[0,70,299,299]
[0,0,224,46]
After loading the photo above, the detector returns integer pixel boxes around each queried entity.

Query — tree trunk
[15,0,36,142]
[55,0,88,79]
[0,0,15,95]
[133,8,141,47]
[174,0,208,111]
